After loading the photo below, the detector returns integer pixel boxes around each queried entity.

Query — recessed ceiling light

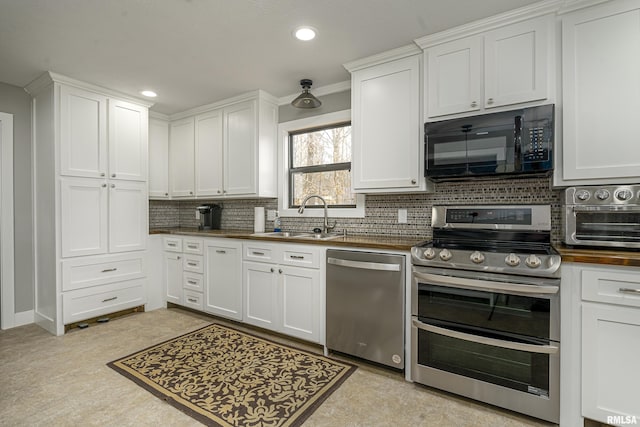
[140,90,157,98]
[293,26,317,41]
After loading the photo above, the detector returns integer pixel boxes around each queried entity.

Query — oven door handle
[413,271,559,295]
[412,319,559,355]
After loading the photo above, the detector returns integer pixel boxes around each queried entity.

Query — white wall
[0,82,33,314]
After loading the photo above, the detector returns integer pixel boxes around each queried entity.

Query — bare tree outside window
[289,122,355,208]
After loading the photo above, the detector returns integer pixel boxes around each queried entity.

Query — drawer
[183,255,204,273]
[183,238,204,255]
[244,243,278,263]
[281,246,321,269]
[183,272,204,292]
[62,279,145,324]
[581,266,640,308]
[62,253,145,292]
[163,237,183,252]
[183,290,204,311]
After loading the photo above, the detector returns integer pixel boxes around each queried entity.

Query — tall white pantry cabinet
[26,72,152,336]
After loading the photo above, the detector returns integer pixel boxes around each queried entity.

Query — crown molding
[168,89,279,121]
[149,111,170,121]
[23,71,155,107]
[415,0,563,48]
[343,44,422,72]
[277,80,351,106]
[557,0,612,14]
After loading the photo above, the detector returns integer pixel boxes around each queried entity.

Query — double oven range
[411,205,561,424]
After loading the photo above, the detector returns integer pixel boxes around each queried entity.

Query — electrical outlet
[266,210,277,221]
[398,209,407,224]
[195,210,200,220]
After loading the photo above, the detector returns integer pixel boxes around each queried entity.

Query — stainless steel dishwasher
[326,249,405,369]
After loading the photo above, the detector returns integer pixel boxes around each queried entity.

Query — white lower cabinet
[164,251,183,305]
[62,279,145,324]
[561,263,640,426]
[163,237,205,307]
[242,242,321,343]
[204,239,243,321]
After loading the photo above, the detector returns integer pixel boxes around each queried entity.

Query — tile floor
[0,308,557,426]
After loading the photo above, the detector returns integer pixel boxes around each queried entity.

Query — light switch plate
[398,209,407,224]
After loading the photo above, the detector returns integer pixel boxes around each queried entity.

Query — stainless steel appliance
[196,204,221,230]
[425,104,554,180]
[564,184,640,249]
[326,250,405,369]
[411,205,561,424]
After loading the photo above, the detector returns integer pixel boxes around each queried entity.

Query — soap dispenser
[273,211,282,232]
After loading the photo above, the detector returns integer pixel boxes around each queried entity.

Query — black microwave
[425,104,554,180]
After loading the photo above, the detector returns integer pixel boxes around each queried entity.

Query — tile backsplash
[150,176,563,243]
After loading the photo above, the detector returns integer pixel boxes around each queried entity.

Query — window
[278,110,364,218]
[289,122,354,208]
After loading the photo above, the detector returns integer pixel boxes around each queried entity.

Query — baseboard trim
[14,310,34,327]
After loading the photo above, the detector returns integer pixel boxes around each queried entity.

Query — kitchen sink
[250,231,342,241]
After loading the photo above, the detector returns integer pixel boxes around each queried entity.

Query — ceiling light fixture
[140,90,157,98]
[293,26,317,41]
[291,79,322,109]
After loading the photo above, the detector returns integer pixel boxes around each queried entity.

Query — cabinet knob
[217,190,222,194]
[487,98,494,105]
[270,268,274,273]
[111,173,116,178]
[278,269,283,274]
[189,191,193,195]
[100,173,105,177]
[111,184,115,188]
[164,193,168,196]
[102,183,107,188]
[471,101,477,108]
[411,179,416,184]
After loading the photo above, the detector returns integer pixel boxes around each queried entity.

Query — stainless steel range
[411,205,561,424]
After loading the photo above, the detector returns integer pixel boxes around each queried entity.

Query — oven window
[575,211,640,242]
[416,284,550,340]
[417,327,550,396]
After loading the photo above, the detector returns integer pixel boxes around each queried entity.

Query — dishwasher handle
[327,257,401,272]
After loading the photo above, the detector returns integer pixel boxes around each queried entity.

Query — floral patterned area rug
[107,323,356,427]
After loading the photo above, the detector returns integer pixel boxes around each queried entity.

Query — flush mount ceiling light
[291,79,322,109]
[293,26,317,41]
[140,90,157,98]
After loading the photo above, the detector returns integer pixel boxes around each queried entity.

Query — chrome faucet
[297,195,336,234]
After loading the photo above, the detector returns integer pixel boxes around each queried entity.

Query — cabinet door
[279,266,320,343]
[243,261,278,330]
[195,110,224,197]
[426,35,482,117]
[352,55,422,191]
[169,117,195,197]
[582,303,640,423]
[224,100,257,196]
[484,15,550,109]
[148,117,169,199]
[108,99,148,181]
[562,1,640,181]
[164,252,183,305]
[60,177,108,258]
[205,240,243,320]
[59,85,107,178]
[109,180,147,253]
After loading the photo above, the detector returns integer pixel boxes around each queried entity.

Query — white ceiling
[0,0,539,115]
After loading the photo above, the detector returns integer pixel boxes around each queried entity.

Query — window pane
[291,170,355,206]
[291,124,351,168]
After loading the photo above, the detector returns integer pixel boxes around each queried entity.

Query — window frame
[278,109,365,218]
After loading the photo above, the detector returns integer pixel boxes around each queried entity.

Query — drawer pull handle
[289,255,305,260]
[619,288,640,295]
[187,298,198,303]
[216,250,226,254]
[102,296,118,303]
[187,262,197,267]
[252,251,265,256]
[188,280,197,285]
[168,243,177,247]
[101,268,117,273]
[187,245,197,249]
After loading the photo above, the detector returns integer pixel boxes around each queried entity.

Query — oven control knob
[470,251,485,264]
[525,254,542,268]
[439,249,453,261]
[423,247,437,260]
[505,253,521,267]
[595,189,610,201]
[575,189,590,201]
[615,189,633,201]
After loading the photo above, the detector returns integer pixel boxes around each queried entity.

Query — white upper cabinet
[346,47,432,193]
[166,91,278,199]
[169,117,195,198]
[558,0,640,185]
[108,99,148,181]
[148,116,169,199]
[195,109,224,197]
[60,85,108,178]
[418,14,554,119]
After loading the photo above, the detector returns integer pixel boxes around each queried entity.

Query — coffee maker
[196,204,221,230]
